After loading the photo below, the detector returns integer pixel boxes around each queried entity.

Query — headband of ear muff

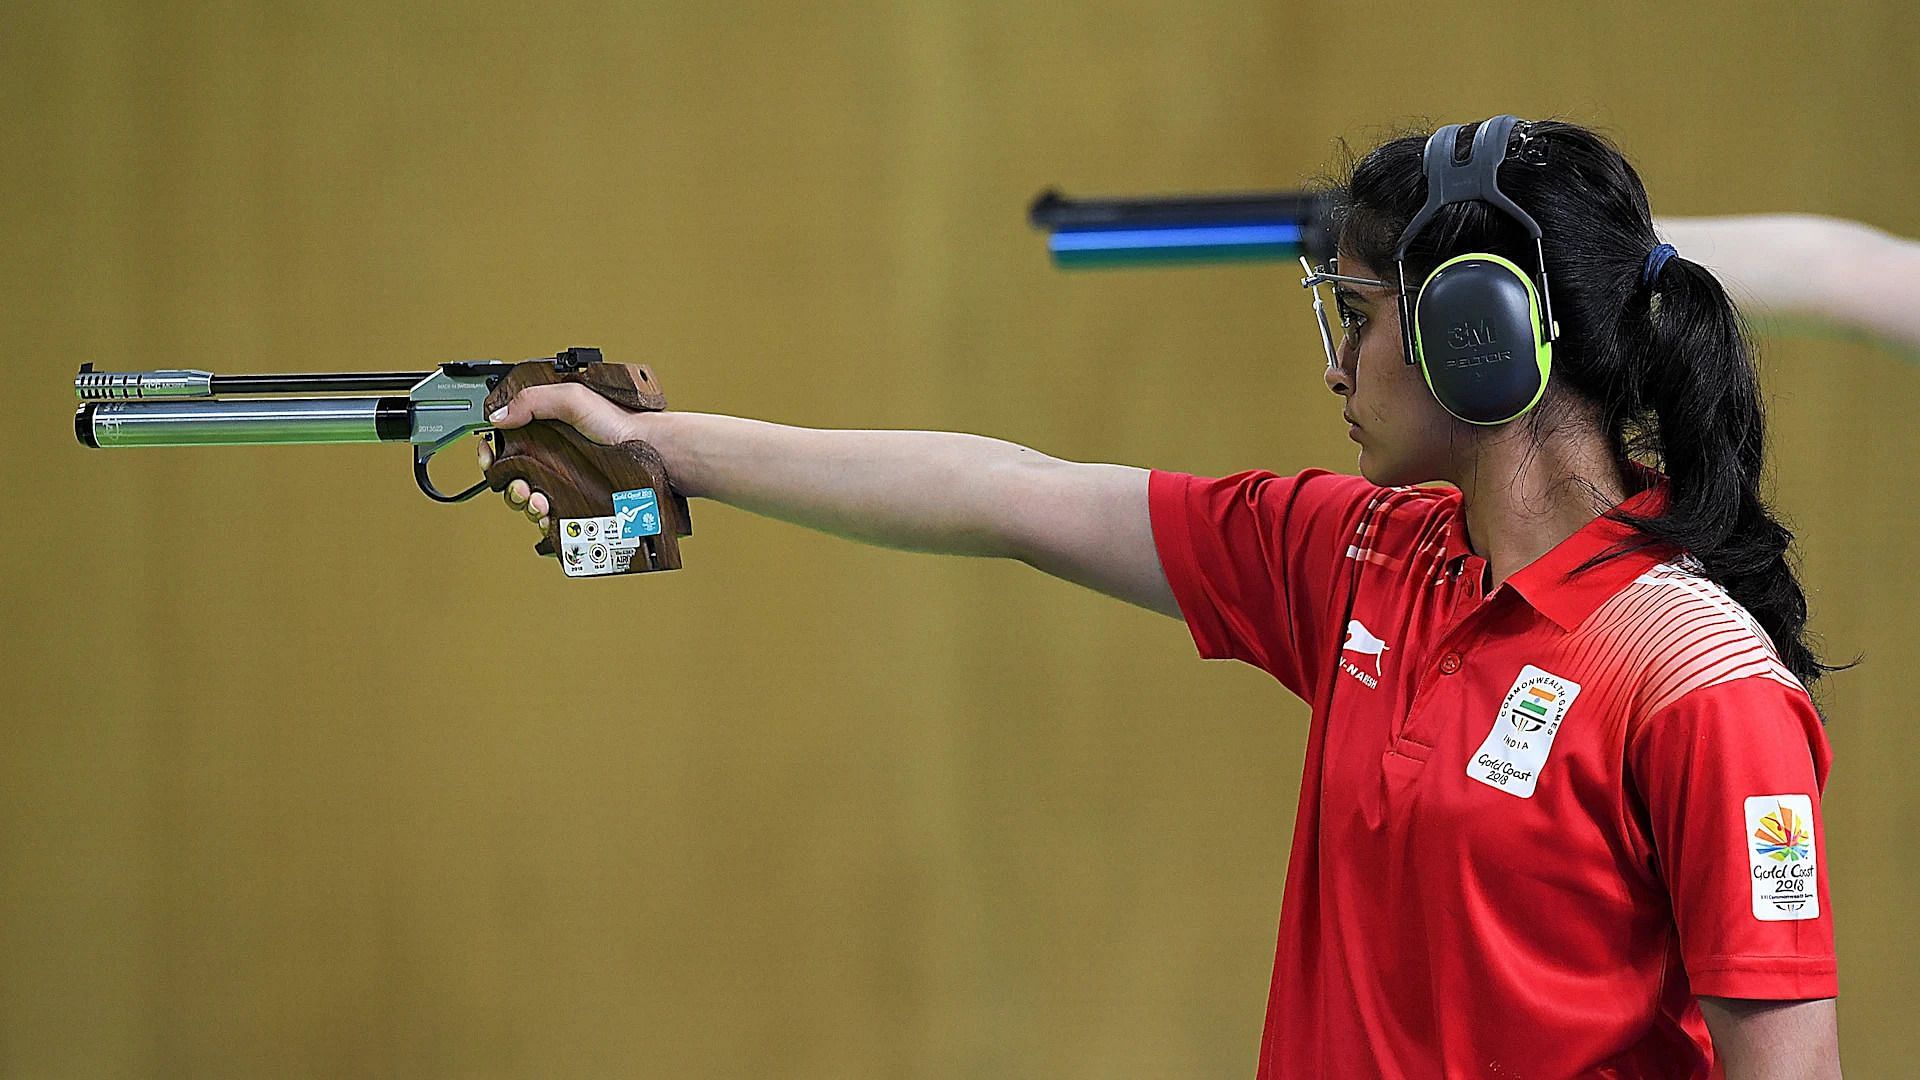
[1391,115,1561,426]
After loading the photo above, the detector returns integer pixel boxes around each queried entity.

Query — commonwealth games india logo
[1507,682,1560,732]
[1752,803,1811,862]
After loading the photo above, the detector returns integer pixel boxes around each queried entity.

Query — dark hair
[1324,118,1842,689]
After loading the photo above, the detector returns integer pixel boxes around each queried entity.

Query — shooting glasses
[1299,256,1398,371]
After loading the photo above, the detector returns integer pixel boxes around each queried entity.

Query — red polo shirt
[1148,467,1836,1079]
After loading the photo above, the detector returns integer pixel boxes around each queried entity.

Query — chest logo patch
[1468,665,1582,799]
[1340,620,1391,688]
[1745,794,1819,921]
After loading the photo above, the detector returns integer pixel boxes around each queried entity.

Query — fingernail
[488,407,507,422]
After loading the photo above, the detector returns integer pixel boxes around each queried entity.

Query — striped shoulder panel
[1342,484,1459,584]
[1571,558,1804,718]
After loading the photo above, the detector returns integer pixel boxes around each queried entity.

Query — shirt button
[1438,652,1462,675]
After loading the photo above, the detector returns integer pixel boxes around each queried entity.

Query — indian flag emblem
[1753,803,1811,862]
[1508,684,1559,733]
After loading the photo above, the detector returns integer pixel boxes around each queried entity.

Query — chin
[1355,447,1431,488]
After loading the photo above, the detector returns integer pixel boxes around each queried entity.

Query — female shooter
[479,119,1843,1079]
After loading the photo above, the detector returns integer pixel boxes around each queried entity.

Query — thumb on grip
[493,381,612,436]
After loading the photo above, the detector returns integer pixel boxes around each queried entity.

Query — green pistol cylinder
[75,397,412,448]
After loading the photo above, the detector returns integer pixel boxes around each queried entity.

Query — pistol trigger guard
[414,443,489,503]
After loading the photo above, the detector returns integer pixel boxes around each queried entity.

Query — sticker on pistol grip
[612,488,663,539]
[556,489,659,577]
[557,514,639,577]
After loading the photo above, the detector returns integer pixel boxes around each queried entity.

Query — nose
[1324,357,1352,398]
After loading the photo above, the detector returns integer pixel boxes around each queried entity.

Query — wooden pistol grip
[480,358,692,576]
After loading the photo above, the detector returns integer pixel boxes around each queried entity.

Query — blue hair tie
[1642,242,1678,286]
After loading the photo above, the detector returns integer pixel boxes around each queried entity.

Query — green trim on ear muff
[1410,250,1553,425]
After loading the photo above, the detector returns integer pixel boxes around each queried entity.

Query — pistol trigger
[413,444,490,503]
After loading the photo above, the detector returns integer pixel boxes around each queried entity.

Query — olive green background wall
[4,3,1914,1076]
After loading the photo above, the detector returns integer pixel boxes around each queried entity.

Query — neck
[1452,416,1632,590]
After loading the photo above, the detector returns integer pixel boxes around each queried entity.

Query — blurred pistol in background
[73,346,692,578]
[1029,188,1335,269]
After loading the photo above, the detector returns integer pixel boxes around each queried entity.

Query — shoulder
[1340,480,1465,578]
[1270,473,1463,568]
[1578,556,1807,725]
[1147,469,1464,569]
[1148,467,1382,536]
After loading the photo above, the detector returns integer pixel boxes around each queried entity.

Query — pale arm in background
[1656,214,1920,357]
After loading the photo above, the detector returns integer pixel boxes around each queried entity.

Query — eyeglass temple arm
[1303,270,1397,289]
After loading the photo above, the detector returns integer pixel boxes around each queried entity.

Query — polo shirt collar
[1499,480,1674,631]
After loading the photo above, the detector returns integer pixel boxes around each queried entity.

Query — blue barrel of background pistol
[73,346,692,577]
[1028,188,1335,268]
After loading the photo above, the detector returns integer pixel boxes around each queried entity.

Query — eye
[1336,298,1368,333]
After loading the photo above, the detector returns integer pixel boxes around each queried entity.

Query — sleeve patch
[1745,794,1819,921]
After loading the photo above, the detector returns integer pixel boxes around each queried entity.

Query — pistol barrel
[74,369,215,400]
[75,367,430,400]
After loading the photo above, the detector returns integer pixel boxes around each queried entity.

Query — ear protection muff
[1392,115,1560,425]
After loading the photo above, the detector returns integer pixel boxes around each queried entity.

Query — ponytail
[1604,252,1840,687]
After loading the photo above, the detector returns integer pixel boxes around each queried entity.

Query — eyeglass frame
[1298,256,1401,371]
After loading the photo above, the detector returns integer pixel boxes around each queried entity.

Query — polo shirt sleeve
[1146,466,1375,700]
[1626,677,1837,1000]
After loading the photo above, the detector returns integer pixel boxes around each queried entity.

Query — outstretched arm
[478,385,1182,618]
[1656,213,1920,356]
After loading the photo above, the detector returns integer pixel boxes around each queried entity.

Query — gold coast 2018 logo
[1752,803,1811,862]
[1745,794,1819,921]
